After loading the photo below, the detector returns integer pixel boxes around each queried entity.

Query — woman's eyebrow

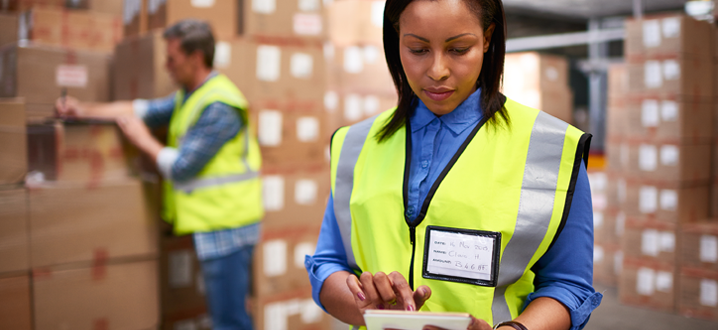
[403,33,477,43]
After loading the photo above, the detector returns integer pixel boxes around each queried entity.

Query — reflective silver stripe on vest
[491,111,569,324]
[174,171,260,193]
[333,115,380,271]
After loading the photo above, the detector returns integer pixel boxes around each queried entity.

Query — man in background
[56,19,262,330]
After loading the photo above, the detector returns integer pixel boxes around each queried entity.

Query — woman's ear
[483,23,496,53]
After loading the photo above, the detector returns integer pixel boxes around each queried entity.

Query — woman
[305,0,601,329]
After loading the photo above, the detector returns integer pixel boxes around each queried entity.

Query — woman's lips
[424,89,455,102]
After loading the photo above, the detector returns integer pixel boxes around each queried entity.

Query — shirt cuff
[304,254,354,313]
[524,287,602,330]
[156,147,179,180]
[132,99,150,120]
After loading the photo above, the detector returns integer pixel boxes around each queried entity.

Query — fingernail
[421,288,428,296]
[357,292,366,301]
[377,304,385,310]
[407,305,415,311]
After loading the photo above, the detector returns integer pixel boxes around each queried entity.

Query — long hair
[378,0,509,141]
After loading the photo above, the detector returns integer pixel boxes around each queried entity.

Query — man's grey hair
[163,19,216,68]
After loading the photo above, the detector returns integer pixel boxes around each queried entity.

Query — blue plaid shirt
[138,72,260,260]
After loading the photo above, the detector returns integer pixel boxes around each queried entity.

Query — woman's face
[399,0,494,116]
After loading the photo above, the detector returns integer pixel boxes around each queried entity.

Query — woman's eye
[409,48,428,55]
[451,48,470,54]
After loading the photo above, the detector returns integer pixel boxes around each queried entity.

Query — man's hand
[55,95,83,118]
[346,271,431,314]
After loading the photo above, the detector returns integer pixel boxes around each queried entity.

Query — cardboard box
[625,15,714,61]
[254,99,328,169]
[619,257,677,312]
[254,226,320,297]
[28,178,158,268]
[160,235,206,316]
[621,97,714,142]
[605,173,627,211]
[621,217,677,262]
[123,0,148,37]
[327,0,384,46]
[18,7,123,53]
[0,13,18,47]
[605,140,628,173]
[32,259,159,330]
[147,0,238,40]
[323,90,396,135]
[113,31,175,100]
[681,222,718,272]
[619,141,711,183]
[608,63,628,101]
[593,243,622,287]
[712,181,718,219]
[0,43,112,120]
[0,274,32,330]
[327,43,395,96]
[254,287,331,330]
[622,180,709,223]
[594,208,624,246]
[244,0,327,39]
[215,38,256,98]
[0,188,29,275]
[626,57,713,102]
[261,167,330,231]
[0,0,65,11]
[678,267,718,321]
[27,121,130,184]
[0,99,27,184]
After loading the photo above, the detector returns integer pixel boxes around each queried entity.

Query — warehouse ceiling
[503,0,689,19]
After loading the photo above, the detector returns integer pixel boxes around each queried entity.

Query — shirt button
[421,160,428,168]
[407,206,415,214]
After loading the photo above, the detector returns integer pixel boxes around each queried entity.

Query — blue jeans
[200,244,255,330]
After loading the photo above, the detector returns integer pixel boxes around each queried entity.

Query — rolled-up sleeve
[524,161,602,330]
[134,93,176,128]
[305,193,355,312]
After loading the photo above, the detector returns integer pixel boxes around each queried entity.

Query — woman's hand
[346,271,431,313]
[422,316,493,330]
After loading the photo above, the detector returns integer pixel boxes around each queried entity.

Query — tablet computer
[363,309,471,330]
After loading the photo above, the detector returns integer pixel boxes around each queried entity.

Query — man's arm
[55,96,134,119]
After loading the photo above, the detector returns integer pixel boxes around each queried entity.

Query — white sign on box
[257,45,281,82]
[298,0,320,12]
[263,239,287,276]
[258,110,283,146]
[191,0,215,8]
[214,41,232,69]
[290,53,314,79]
[371,1,385,27]
[637,267,655,296]
[362,45,380,64]
[295,179,318,205]
[253,0,276,14]
[641,229,660,257]
[659,232,675,253]
[662,60,680,81]
[643,20,661,48]
[638,144,657,172]
[639,186,657,214]
[123,0,142,24]
[56,65,88,88]
[263,175,285,211]
[364,95,380,116]
[344,46,364,73]
[293,13,323,36]
[296,117,319,142]
[644,61,663,88]
[659,189,677,211]
[701,279,718,307]
[700,235,718,263]
[655,271,673,293]
[594,245,604,263]
[593,211,604,230]
[662,18,681,38]
[294,242,315,268]
[661,100,678,122]
[147,0,165,14]
[324,91,339,112]
[641,99,659,127]
[344,94,364,121]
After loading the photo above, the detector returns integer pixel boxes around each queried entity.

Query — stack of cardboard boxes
[604,14,718,318]
[502,52,574,124]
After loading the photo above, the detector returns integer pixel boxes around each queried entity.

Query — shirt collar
[410,88,483,135]
[184,70,219,95]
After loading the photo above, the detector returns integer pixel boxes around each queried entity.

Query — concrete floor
[330,284,718,330]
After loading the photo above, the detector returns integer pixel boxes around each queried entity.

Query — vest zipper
[408,225,417,290]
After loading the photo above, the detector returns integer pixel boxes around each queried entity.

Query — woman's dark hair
[378,0,508,141]
[163,19,216,68]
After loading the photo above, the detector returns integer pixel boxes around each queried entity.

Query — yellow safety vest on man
[330,98,590,327]
[163,74,264,235]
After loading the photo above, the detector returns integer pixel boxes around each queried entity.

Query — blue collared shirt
[136,72,260,261]
[305,89,602,329]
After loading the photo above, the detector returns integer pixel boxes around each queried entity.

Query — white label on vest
[344,94,363,121]
[371,1,385,27]
[700,235,718,263]
[56,65,88,88]
[296,117,319,142]
[290,53,313,79]
[168,250,193,288]
[295,179,317,205]
[701,279,718,307]
[293,13,323,36]
[662,18,681,38]
[659,231,675,252]
[264,239,287,276]
[643,20,661,48]
[593,211,604,230]
[253,0,276,14]
[616,212,625,237]
[343,46,364,73]
[257,45,281,82]
[655,271,673,293]
[191,0,215,8]
[641,229,660,257]
[258,110,283,146]
[639,186,657,214]
[660,189,678,211]
[324,91,339,112]
[644,61,663,88]
[594,245,604,263]
[639,144,657,172]
[364,95,380,116]
[641,99,659,127]
[663,60,680,81]
[660,145,679,166]
[637,267,655,295]
[294,242,315,268]
[214,41,232,69]
[661,100,678,122]
[263,175,285,211]
[425,229,496,281]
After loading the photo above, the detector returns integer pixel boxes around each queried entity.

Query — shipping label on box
[622,97,714,142]
[626,57,713,102]
[625,15,714,61]
[622,180,709,223]
[681,223,718,272]
[245,0,327,39]
[261,167,330,231]
[593,243,622,287]
[254,226,320,297]
[620,141,711,183]
[679,267,718,321]
[621,217,677,262]
[619,257,677,312]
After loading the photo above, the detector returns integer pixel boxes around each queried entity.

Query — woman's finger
[413,285,432,310]
[388,271,415,311]
[345,274,372,310]
[373,272,398,306]
[359,272,384,309]
[467,316,492,330]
